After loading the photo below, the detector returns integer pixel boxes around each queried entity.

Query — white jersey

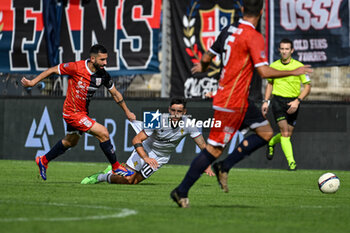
[126,118,201,179]
[130,115,201,158]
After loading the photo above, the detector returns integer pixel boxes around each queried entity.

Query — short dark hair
[89,44,107,55]
[170,97,187,108]
[279,38,294,49]
[243,0,264,17]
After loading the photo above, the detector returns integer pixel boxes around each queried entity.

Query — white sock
[98,173,109,182]
[107,174,112,183]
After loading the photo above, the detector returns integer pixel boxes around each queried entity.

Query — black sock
[177,149,216,197]
[45,140,69,161]
[222,134,267,172]
[99,139,117,164]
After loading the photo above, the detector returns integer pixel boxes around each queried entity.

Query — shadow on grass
[138,182,160,186]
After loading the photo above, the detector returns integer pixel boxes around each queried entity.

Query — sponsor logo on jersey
[223,126,234,134]
[79,117,92,128]
[95,78,102,86]
[223,133,231,144]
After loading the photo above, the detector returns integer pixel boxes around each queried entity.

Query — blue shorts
[240,100,269,131]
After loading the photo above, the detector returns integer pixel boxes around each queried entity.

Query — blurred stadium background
[1,0,350,100]
[0,0,350,170]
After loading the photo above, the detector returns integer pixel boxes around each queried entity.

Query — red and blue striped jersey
[58,60,114,115]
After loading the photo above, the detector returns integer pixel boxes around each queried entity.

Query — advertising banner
[0,98,215,165]
[0,0,161,76]
[268,0,350,67]
[170,0,242,98]
[0,98,349,170]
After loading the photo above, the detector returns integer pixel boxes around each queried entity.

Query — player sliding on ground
[21,44,136,180]
[81,98,214,185]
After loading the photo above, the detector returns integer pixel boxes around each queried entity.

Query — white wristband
[262,100,270,106]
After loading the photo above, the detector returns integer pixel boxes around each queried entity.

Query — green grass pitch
[0,160,349,233]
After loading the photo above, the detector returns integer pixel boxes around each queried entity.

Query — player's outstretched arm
[293,65,313,76]
[109,87,136,121]
[256,65,313,79]
[21,65,59,87]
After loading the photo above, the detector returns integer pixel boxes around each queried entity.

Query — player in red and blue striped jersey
[21,44,135,181]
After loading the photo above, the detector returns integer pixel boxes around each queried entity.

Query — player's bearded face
[169,104,186,122]
[92,53,108,71]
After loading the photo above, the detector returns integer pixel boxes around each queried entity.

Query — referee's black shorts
[271,95,299,126]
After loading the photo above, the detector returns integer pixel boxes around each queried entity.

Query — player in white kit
[81,98,214,185]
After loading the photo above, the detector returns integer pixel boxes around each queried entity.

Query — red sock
[112,161,121,171]
[42,155,49,166]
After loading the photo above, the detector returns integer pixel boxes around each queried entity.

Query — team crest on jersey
[95,78,102,86]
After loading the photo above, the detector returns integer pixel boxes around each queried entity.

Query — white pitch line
[271,204,347,209]
[0,200,137,222]
[0,209,137,222]
[298,205,346,209]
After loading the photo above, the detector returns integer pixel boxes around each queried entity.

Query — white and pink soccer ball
[318,173,340,194]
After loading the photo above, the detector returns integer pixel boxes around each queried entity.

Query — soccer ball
[318,173,340,194]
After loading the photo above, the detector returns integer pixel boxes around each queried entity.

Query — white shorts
[126,150,170,179]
